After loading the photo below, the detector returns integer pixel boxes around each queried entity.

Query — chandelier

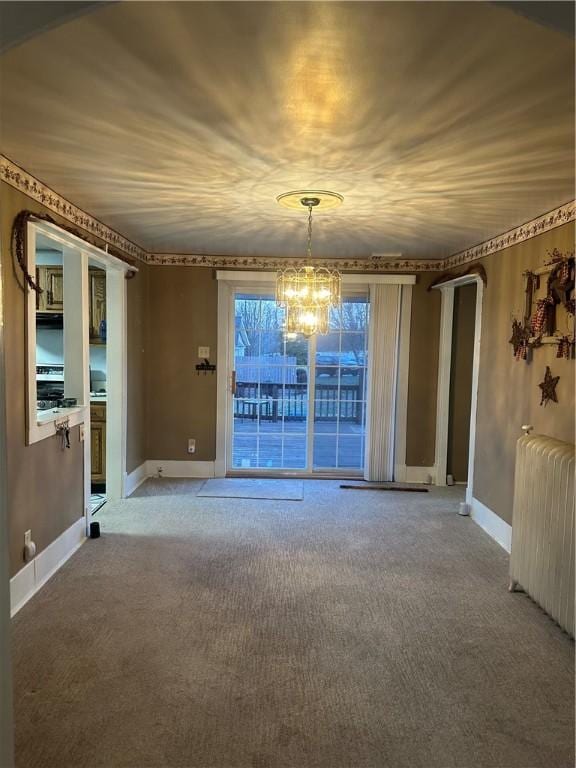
[276,191,343,336]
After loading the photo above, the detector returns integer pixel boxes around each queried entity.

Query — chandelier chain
[307,204,313,260]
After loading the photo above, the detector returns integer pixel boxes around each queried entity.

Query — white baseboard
[124,461,148,497]
[145,460,215,479]
[471,496,512,553]
[395,465,435,484]
[10,517,86,617]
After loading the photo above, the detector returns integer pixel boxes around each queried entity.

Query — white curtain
[364,283,401,481]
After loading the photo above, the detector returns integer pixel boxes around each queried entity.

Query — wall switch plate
[24,529,32,546]
[198,346,210,359]
[79,424,85,442]
[188,438,196,454]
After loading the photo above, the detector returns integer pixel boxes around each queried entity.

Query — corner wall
[126,263,149,473]
[405,273,441,468]
[146,266,218,462]
[0,181,147,575]
[473,221,575,524]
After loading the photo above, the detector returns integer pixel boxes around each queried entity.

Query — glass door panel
[232,292,309,470]
[312,294,369,472]
[231,290,368,474]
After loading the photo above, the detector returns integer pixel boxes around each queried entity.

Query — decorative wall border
[146,252,442,273]
[440,201,575,272]
[148,199,575,272]
[2,155,574,273]
[0,155,147,262]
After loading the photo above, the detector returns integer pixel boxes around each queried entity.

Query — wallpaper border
[2,155,574,272]
[1,156,147,262]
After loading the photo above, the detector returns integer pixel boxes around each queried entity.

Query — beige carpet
[11,481,574,768]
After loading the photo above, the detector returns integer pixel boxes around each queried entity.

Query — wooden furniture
[35,266,107,343]
[90,403,106,483]
[36,266,64,312]
[236,396,273,421]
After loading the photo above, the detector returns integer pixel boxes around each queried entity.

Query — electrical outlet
[156,466,164,478]
[79,424,85,442]
[198,346,210,359]
[188,438,196,454]
[24,529,32,546]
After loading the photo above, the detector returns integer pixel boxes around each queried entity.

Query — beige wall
[4,172,572,554]
[146,266,218,461]
[0,182,146,575]
[447,283,476,481]
[473,222,575,524]
[406,274,441,467]
[144,269,443,469]
[126,264,149,473]
[1,183,84,576]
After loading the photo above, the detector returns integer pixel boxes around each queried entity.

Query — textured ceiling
[0,1,574,259]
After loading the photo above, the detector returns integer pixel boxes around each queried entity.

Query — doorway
[26,219,130,534]
[433,274,484,505]
[446,283,477,484]
[88,262,107,514]
[229,289,369,476]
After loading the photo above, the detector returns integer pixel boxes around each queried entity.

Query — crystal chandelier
[276,191,343,337]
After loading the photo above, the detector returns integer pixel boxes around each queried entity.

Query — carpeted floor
[11,481,574,768]
[197,478,304,500]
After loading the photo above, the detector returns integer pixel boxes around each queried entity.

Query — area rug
[197,477,304,500]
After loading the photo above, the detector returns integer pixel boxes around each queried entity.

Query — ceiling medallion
[275,191,343,337]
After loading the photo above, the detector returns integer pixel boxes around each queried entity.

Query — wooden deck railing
[234,380,364,423]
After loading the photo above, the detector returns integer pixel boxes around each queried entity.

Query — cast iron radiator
[510,433,575,636]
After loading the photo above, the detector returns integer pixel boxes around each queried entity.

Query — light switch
[198,346,210,359]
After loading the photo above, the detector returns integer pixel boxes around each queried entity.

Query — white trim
[433,275,484,498]
[216,270,416,285]
[31,219,138,273]
[145,460,215,479]
[471,497,512,553]
[466,280,484,506]
[124,462,148,497]
[432,274,481,290]
[394,285,413,481]
[30,407,88,445]
[105,271,128,501]
[433,285,455,487]
[0,190,13,765]
[25,220,130,529]
[215,281,232,477]
[10,517,86,617]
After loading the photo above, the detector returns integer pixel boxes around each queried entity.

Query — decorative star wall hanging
[538,366,560,406]
[509,319,530,360]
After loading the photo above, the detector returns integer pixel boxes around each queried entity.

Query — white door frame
[26,219,133,528]
[215,270,415,478]
[433,274,484,504]
[0,213,14,767]
[218,280,362,477]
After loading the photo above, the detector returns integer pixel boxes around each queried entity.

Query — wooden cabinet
[35,265,107,341]
[89,268,106,342]
[90,403,106,483]
[36,266,64,312]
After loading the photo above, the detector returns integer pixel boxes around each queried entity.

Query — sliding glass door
[312,296,369,471]
[230,289,369,475]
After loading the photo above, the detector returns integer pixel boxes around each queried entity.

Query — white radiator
[510,433,575,636]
